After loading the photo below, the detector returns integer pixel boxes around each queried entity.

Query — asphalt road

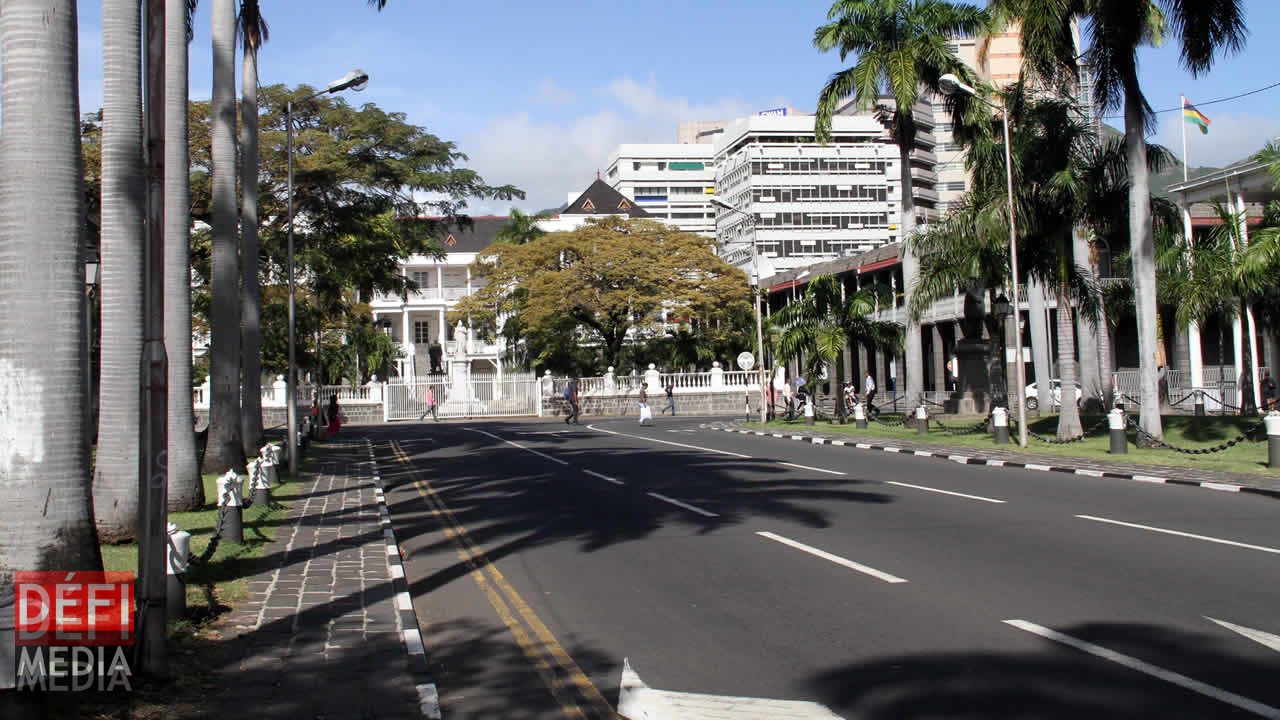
[360,415,1280,719]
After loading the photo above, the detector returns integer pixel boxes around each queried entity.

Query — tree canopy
[453,217,752,374]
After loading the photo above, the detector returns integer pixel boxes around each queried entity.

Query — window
[633,162,641,171]
[942,181,967,192]
[411,271,432,287]
[414,321,432,344]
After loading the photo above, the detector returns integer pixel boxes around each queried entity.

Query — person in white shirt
[863,371,877,408]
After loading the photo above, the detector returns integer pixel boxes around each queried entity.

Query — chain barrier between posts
[928,416,991,436]
[1010,415,1110,444]
[1125,416,1266,454]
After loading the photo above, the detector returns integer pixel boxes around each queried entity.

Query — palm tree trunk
[1056,283,1082,438]
[1027,278,1054,413]
[1124,71,1163,441]
[1096,302,1115,405]
[897,134,924,409]
[1239,298,1257,415]
[94,0,145,543]
[834,351,846,424]
[239,40,264,456]
[165,0,202,511]
[1073,228,1102,408]
[0,0,104,658]
[201,0,246,474]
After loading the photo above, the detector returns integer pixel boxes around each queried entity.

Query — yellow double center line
[387,440,616,719]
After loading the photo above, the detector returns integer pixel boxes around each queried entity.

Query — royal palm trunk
[94,0,145,543]
[165,0,202,510]
[1124,71,1163,440]
[897,126,923,409]
[201,0,246,474]
[240,40,264,455]
[0,2,104,677]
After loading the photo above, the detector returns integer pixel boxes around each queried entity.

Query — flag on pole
[1183,98,1210,135]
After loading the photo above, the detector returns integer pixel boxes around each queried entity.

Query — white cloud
[1155,112,1280,168]
[459,77,764,214]
[530,79,577,106]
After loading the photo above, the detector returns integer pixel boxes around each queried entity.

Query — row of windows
[756,238,884,258]
[631,160,714,171]
[750,159,888,176]
[753,185,889,203]
[940,181,967,192]
[755,212,890,229]
[632,185,711,196]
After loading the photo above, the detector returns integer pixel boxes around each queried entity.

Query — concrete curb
[364,439,442,720]
[713,426,1280,502]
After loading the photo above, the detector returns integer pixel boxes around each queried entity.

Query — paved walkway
[719,421,1280,497]
[215,440,425,719]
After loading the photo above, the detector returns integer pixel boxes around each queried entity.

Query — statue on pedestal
[950,290,992,414]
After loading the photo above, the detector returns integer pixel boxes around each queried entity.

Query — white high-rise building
[604,144,717,236]
[710,109,935,279]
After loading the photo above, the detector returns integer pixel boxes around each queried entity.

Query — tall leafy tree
[496,208,549,245]
[167,0,204,511]
[0,0,104,645]
[202,0,244,475]
[94,0,145,542]
[238,0,268,455]
[773,275,903,424]
[989,0,1248,440]
[813,0,989,411]
[455,217,751,372]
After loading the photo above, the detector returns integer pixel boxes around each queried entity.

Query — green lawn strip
[751,414,1276,477]
[63,460,307,719]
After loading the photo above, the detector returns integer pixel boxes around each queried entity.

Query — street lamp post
[709,196,767,423]
[939,73,1028,447]
[286,69,369,475]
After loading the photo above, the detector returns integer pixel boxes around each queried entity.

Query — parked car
[1024,380,1082,411]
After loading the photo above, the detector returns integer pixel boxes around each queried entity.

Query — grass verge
[41,462,305,719]
[752,413,1278,477]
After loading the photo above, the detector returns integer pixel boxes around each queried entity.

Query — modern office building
[708,103,937,280]
[603,144,717,235]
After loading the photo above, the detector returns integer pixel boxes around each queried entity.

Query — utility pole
[138,0,169,676]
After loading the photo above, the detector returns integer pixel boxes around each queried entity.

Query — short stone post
[270,375,287,408]
[604,366,617,392]
[804,394,815,425]
[853,402,867,429]
[166,523,190,622]
[915,405,928,435]
[260,443,280,485]
[1194,388,1206,417]
[992,407,1010,444]
[645,363,662,392]
[710,361,725,389]
[248,458,271,506]
[1266,411,1280,468]
[218,469,245,544]
[1108,408,1127,455]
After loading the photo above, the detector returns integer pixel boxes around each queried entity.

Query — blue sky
[75,0,1280,213]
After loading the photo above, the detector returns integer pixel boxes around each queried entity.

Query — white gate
[385,372,541,420]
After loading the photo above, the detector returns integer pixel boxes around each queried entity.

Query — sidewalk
[716,422,1280,499]
[214,439,427,719]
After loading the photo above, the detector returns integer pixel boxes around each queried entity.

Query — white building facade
[604,144,717,235]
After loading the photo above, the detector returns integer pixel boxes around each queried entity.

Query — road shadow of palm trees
[805,621,1278,719]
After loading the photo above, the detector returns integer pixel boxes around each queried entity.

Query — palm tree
[772,275,903,424]
[0,0,103,610]
[814,0,988,412]
[990,0,1248,441]
[94,0,145,543]
[238,0,268,456]
[202,0,247,474]
[496,208,549,245]
[167,0,204,511]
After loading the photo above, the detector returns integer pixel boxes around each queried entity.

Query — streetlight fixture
[286,69,369,475]
[938,73,1028,447]
[709,195,768,423]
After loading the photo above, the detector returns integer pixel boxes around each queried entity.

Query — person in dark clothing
[1263,370,1277,411]
[661,382,676,415]
[326,394,342,437]
[564,379,581,424]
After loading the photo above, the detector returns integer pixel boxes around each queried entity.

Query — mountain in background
[1100,123,1220,198]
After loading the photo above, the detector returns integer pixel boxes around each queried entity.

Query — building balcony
[370,286,476,307]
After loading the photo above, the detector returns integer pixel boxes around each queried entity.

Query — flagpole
[1180,95,1189,182]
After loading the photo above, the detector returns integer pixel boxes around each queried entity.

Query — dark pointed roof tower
[562,178,651,218]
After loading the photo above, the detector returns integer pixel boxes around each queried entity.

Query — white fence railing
[1113,365,1269,412]
[568,365,761,397]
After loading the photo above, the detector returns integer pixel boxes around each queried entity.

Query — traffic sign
[736,352,755,371]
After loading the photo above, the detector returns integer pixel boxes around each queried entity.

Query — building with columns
[369,216,507,379]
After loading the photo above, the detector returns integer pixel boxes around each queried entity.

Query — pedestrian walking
[326,393,343,437]
[418,385,438,421]
[661,381,676,415]
[783,380,795,418]
[863,371,876,408]
[1263,370,1277,411]
[564,378,581,425]
[638,382,653,425]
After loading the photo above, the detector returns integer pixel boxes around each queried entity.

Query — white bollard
[1265,411,1280,468]
[804,395,815,425]
[915,405,928,435]
[166,523,190,622]
[853,402,867,429]
[259,443,279,486]
[1108,408,1127,454]
[992,407,1010,444]
[218,469,245,543]
[247,458,271,507]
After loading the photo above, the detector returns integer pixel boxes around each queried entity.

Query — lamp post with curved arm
[938,73,1027,447]
[286,69,369,475]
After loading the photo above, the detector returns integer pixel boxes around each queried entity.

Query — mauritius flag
[1183,98,1210,135]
